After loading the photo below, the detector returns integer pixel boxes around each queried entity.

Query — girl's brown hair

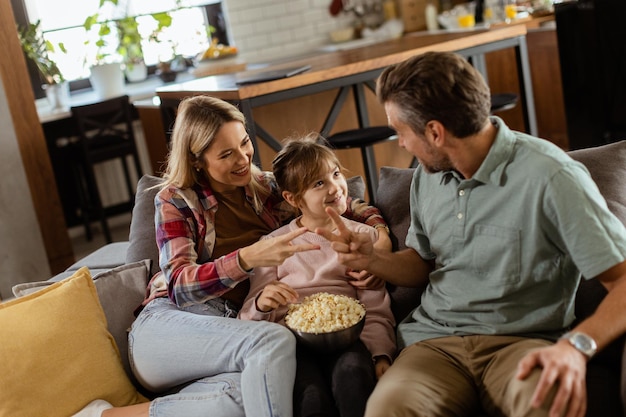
[272,133,344,209]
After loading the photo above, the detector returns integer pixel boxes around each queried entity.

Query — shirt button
[459,190,465,196]
[457,213,463,220]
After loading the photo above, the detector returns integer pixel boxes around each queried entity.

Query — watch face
[569,332,597,357]
[573,333,592,350]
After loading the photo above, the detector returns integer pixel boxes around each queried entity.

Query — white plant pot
[43,81,70,111]
[125,61,148,83]
[90,62,125,99]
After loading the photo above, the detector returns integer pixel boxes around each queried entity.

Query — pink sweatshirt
[239,217,396,361]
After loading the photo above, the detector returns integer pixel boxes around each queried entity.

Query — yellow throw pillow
[0,267,147,417]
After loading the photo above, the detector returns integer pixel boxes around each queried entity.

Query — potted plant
[83,1,175,84]
[17,20,69,110]
[115,15,147,82]
[82,10,125,98]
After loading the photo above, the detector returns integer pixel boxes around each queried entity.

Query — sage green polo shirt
[397,117,626,348]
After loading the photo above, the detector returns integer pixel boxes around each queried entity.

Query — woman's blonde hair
[272,133,344,210]
[162,95,267,211]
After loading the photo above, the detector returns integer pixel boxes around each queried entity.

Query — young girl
[239,135,396,417]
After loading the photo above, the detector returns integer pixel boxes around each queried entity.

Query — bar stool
[70,95,143,243]
[326,126,397,203]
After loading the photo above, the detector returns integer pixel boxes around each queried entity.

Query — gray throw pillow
[375,166,414,251]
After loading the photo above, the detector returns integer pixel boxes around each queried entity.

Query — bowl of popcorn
[285,292,366,353]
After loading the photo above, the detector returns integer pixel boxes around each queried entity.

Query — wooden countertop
[157,24,528,101]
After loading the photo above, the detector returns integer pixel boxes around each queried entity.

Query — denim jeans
[129,297,297,417]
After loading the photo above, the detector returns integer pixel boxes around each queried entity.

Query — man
[319,51,626,417]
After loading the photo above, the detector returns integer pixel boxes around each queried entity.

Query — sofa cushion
[375,166,423,323]
[13,260,151,378]
[0,267,147,417]
[568,140,626,227]
[376,166,414,251]
[566,141,626,319]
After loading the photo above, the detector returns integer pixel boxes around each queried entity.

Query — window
[14,0,230,92]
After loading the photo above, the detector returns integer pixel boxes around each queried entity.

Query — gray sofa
[22,140,626,416]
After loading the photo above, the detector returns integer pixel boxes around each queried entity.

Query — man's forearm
[369,248,431,288]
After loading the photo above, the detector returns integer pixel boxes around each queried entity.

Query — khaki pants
[365,336,560,417]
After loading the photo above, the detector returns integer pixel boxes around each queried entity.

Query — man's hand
[316,207,375,271]
[239,227,320,270]
[516,341,587,417]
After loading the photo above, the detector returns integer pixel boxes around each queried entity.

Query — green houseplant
[17,19,65,85]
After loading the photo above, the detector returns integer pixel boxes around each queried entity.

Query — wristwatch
[559,331,597,359]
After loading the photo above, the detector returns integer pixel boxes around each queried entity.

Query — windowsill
[36,71,196,124]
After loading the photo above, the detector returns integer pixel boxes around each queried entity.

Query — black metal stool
[326,126,397,203]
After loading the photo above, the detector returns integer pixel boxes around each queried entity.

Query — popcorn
[285,292,365,334]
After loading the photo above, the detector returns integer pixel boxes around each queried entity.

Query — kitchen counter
[158,24,533,102]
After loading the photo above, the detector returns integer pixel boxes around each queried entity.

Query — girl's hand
[374,356,391,379]
[346,269,386,290]
[255,281,299,312]
[316,207,375,271]
[240,227,320,271]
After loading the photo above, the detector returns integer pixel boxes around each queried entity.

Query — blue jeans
[129,297,296,417]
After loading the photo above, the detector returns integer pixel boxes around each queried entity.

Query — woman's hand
[239,227,320,271]
[255,281,299,312]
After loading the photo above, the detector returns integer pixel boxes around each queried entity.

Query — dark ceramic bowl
[287,314,365,353]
